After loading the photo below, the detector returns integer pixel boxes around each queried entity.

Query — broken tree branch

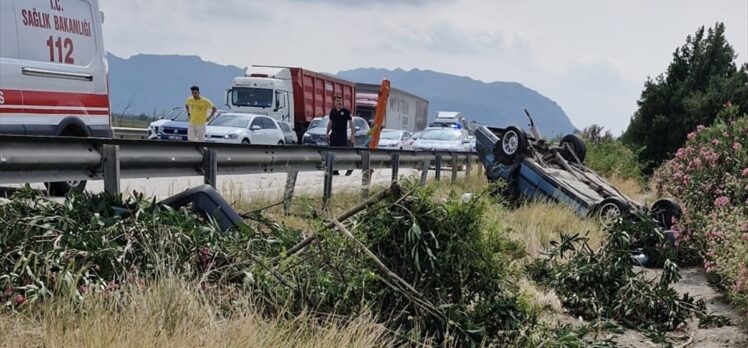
[279,184,399,260]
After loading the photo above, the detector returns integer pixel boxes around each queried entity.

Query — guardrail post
[435,155,442,182]
[323,151,335,206]
[102,144,120,195]
[420,159,429,186]
[203,148,218,188]
[390,153,400,183]
[361,151,371,198]
[451,154,458,183]
[465,154,472,177]
[283,170,298,214]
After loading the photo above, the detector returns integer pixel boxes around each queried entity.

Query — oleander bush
[654,112,748,311]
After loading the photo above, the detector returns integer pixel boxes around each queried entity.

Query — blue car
[159,119,189,141]
[474,110,681,230]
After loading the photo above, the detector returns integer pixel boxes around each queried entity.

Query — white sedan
[205,113,285,145]
[377,129,414,150]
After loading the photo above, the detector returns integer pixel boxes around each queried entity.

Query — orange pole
[367,79,390,149]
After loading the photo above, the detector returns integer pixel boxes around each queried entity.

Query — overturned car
[474,110,681,232]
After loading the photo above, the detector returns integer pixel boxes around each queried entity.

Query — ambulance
[0,0,112,194]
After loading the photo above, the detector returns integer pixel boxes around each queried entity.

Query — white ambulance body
[0,0,111,194]
[0,0,111,138]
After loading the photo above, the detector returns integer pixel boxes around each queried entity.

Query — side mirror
[225,89,231,107]
[251,125,261,131]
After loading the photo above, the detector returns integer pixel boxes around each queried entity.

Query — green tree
[622,22,748,173]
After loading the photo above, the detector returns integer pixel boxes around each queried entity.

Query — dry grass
[495,200,606,258]
[0,279,391,348]
[606,176,648,204]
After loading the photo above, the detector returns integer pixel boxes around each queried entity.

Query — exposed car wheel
[497,126,527,164]
[650,198,682,229]
[596,197,630,223]
[278,141,284,145]
[560,134,587,163]
[241,139,250,145]
[45,180,86,196]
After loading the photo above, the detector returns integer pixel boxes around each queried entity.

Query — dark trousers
[330,132,353,176]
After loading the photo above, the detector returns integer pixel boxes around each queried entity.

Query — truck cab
[226,66,356,140]
[226,66,293,125]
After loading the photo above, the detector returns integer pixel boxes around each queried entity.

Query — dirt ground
[613,267,748,347]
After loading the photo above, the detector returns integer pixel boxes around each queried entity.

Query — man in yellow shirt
[185,85,217,142]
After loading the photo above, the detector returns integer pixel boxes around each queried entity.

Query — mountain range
[107,53,577,135]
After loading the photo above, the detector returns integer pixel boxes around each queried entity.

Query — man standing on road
[326,95,355,175]
[185,85,217,142]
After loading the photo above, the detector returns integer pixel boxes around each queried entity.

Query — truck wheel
[560,134,586,163]
[497,126,527,165]
[596,197,630,223]
[650,198,682,229]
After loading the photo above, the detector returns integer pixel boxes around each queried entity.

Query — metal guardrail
[0,135,480,204]
[112,127,149,140]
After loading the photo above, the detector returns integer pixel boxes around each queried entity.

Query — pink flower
[13,294,25,306]
[742,168,748,177]
[712,139,721,146]
[687,132,696,140]
[733,142,743,151]
[735,265,748,293]
[704,261,713,272]
[697,125,706,132]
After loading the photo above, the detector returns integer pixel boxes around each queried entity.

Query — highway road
[74,168,434,201]
[3,168,470,202]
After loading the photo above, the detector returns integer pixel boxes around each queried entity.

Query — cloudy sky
[99,0,748,134]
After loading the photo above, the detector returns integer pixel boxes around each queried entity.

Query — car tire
[45,180,86,197]
[650,198,682,229]
[45,126,88,196]
[560,134,587,163]
[496,126,527,165]
[278,141,284,145]
[596,197,630,223]
[241,139,250,145]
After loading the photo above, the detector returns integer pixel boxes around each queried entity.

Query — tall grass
[1,279,391,348]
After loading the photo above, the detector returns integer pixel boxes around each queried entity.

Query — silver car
[277,121,298,144]
[205,113,285,145]
[412,128,472,152]
[377,129,414,150]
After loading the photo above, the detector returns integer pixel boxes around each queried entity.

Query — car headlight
[303,134,311,138]
[224,133,240,139]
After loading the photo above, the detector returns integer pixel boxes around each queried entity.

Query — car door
[402,132,412,150]
[263,117,282,144]
[248,117,263,143]
[353,118,368,146]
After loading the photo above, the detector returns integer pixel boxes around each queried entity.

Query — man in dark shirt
[326,96,355,175]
